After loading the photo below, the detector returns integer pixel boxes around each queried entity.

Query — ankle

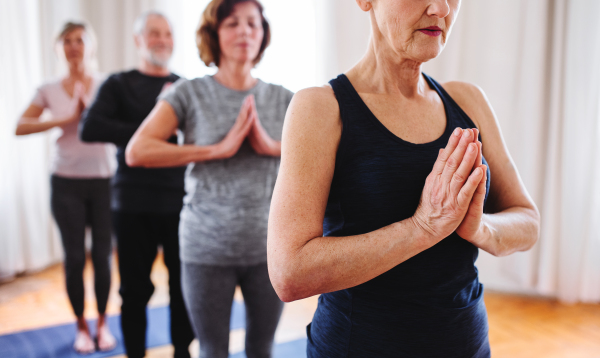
[97,313,107,327]
[76,317,89,332]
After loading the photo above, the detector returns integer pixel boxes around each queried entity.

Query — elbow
[125,141,145,167]
[267,257,310,303]
[525,207,541,251]
[270,273,304,303]
[15,121,28,136]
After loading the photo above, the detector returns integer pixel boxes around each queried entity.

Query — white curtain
[545,0,600,302]
[314,0,600,302]
[0,0,62,281]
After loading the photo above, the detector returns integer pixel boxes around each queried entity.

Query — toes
[74,331,96,355]
[97,326,117,352]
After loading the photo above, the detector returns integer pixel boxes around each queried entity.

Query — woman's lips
[418,27,442,37]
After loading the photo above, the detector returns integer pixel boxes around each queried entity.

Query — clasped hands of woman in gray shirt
[125,92,280,169]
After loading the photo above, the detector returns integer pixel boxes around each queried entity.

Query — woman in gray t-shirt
[126,1,293,357]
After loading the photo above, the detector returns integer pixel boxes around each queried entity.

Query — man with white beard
[79,11,194,358]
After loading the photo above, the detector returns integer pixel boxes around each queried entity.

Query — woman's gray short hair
[133,11,171,35]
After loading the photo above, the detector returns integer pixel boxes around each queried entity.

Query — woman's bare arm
[15,103,80,136]
[126,98,254,168]
[443,81,540,256]
[268,86,485,302]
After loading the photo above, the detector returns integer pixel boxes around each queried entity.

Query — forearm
[15,117,70,135]
[125,136,220,168]
[269,217,429,302]
[475,207,540,256]
[269,140,281,157]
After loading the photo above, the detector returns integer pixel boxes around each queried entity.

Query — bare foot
[73,329,95,355]
[96,323,117,352]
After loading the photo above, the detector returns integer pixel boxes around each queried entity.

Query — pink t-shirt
[31,77,116,178]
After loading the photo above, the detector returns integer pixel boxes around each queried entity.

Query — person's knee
[244,340,273,358]
[90,249,111,271]
[64,252,86,275]
[119,282,154,304]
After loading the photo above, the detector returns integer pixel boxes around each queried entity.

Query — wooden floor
[1,252,599,358]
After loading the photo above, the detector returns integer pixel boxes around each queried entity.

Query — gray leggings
[50,175,112,317]
[181,262,284,358]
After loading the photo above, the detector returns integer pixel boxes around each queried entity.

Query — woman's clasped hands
[412,127,489,247]
[61,81,88,128]
[216,95,279,158]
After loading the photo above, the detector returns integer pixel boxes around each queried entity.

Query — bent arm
[15,104,72,136]
[268,88,433,303]
[79,78,139,145]
[125,100,221,168]
[444,82,541,256]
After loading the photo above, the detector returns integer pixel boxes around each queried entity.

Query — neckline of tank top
[337,72,456,148]
[207,75,265,95]
[58,76,99,100]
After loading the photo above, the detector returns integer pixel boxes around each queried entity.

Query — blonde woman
[15,22,116,354]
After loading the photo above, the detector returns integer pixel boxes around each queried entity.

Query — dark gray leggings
[181,262,284,358]
[50,175,112,317]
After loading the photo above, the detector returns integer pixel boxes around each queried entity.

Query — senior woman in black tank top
[268,1,540,357]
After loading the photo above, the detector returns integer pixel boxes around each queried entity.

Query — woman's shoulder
[285,85,341,129]
[36,78,62,92]
[442,80,495,130]
[292,85,338,109]
[259,80,293,95]
[171,76,218,94]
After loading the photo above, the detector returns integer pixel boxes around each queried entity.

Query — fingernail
[469,143,476,152]
[464,130,471,139]
[454,128,461,136]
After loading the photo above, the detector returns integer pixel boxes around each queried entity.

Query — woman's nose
[428,0,451,18]
[238,23,252,36]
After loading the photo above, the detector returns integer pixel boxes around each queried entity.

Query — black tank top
[306,73,491,358]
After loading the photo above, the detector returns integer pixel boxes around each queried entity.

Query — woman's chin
[66,58,84,67]
[408,46,444,63]
[225,53,259,66]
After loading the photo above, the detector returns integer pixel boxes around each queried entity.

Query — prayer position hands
[411,128,488,246]
[215,95,255,159]
[60,83,87,127]
[218,95,280,158]
[246,95,280,156]
[455,128,489,245]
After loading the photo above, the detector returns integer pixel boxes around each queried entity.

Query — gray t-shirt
[160,76,293,265]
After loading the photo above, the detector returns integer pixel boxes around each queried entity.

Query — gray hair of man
[133,10,171,35]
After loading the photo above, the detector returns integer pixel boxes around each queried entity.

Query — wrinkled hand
[412,128,487,245]
[215,95,254,159]
[246,95,279,156]
[456,128,488,244]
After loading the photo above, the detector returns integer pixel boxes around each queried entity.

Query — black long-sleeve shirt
[80,70,186,214]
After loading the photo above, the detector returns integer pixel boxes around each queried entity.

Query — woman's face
[218,1,264,66]
[369,0,461,62]
[62,28,87,65]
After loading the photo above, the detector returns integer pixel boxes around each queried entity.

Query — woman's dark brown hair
[196,0,271,67]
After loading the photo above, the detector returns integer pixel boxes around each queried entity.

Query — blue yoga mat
[230,338,307,358]
[0,300,251,358]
